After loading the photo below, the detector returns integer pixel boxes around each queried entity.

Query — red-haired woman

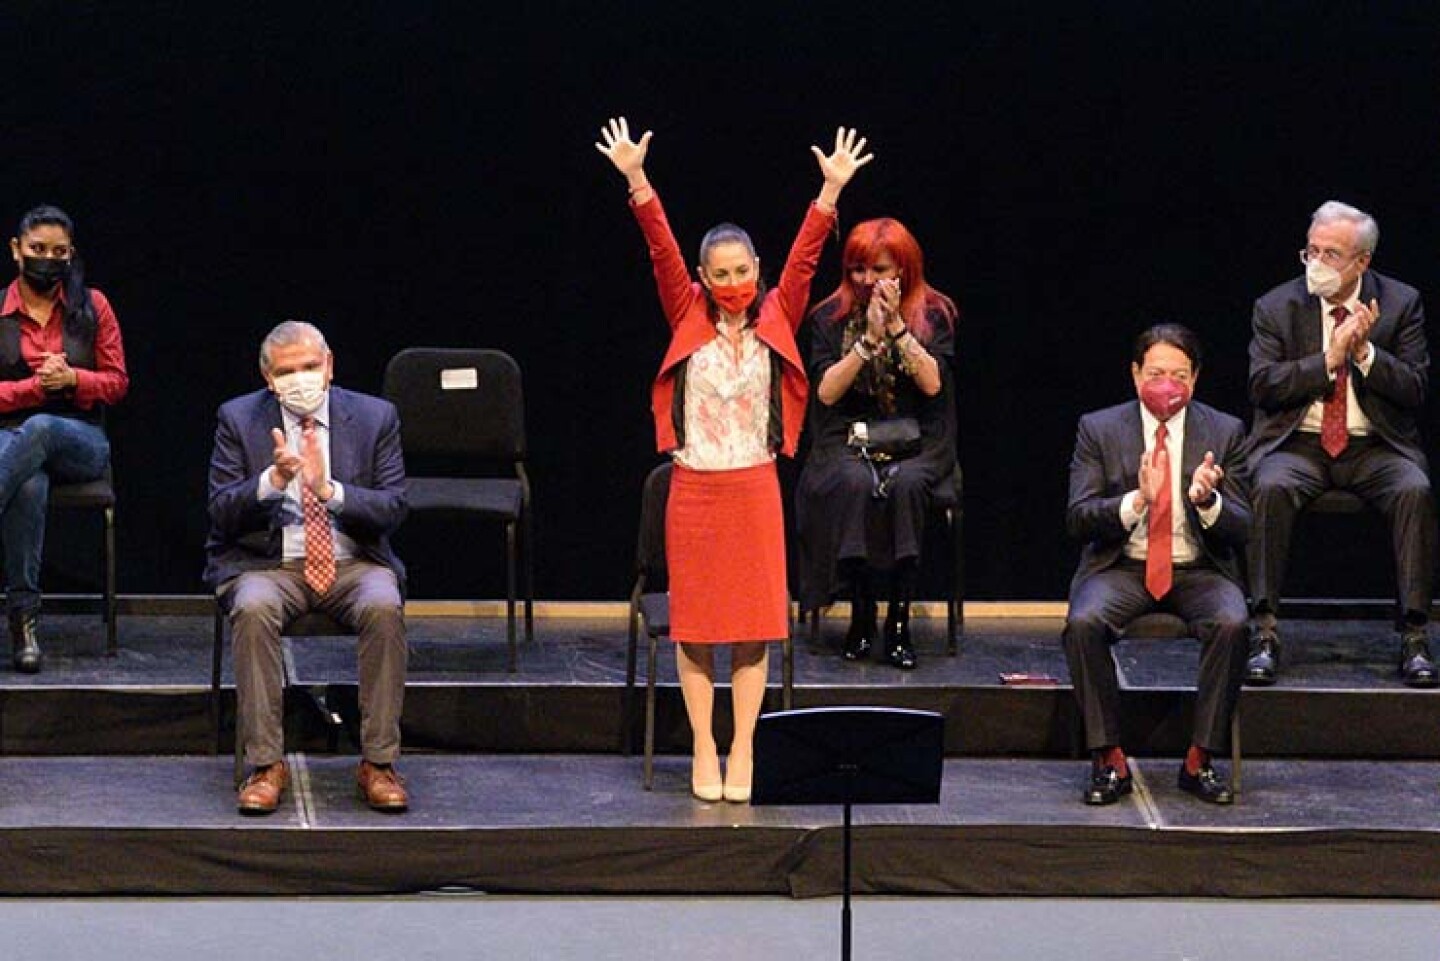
[796,219,957,670]
[596,117,871,802]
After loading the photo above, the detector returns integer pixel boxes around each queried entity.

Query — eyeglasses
[1299,246,1362,268]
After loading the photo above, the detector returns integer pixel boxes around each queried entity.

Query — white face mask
[271,370,328,415]
[1305,258,1344,300]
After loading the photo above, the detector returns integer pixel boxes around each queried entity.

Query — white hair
[1311,200,1380,254]
[259,320,329,373]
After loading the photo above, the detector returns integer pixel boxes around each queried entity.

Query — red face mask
[709,279,757,316]
[1140,377,1192,421]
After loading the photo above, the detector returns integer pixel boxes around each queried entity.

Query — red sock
[1184,745,1209,776]
[1098,746,1128,777]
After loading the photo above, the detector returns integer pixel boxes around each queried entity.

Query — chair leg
[1230,702,1243,797]
[644,632,658,790]
[504,521,518,673]
[103,505,117,656]
[950,504,964,654]
[809,606,821,648]
[212,605,226,757]
[622,601,639,756]
[522,506,535,642]
[782,635,794,710]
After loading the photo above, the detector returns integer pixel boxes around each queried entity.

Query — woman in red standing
[597,117,872,802]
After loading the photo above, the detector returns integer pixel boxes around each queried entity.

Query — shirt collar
[0,279,66,319]
[279,391,333,431]
[1139,401,1187,441]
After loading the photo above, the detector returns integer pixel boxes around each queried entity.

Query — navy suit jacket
[1245,270,1430,471]
[204,386,408,590]
[1066,400,1251,592]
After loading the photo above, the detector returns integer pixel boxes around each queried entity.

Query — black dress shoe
[881,602,917,671]
[1400,631,1439,689]
[1244,630,1279,687]
[1083,766,1133,806]
[9,609,41,674]
[1177,763,1234,804]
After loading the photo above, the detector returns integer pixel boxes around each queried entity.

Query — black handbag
[847,417,922,461]
[847,417,922,500]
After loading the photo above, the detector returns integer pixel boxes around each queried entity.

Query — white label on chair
[440,368,479,390]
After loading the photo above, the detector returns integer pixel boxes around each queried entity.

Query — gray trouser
[220,560,406,767]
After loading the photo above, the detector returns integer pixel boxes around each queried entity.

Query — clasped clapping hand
[36,352,75,391]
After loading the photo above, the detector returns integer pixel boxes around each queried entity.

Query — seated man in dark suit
[1244,201,1436,688]
[205,321,410,815]
[1063,324,1251,806]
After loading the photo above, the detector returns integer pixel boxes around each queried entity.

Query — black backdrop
[5,2,1438,601]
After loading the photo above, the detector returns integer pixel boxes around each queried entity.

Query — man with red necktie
[205,321,410,815]
[1244,201,1436,689]
[1063,325,1252,806]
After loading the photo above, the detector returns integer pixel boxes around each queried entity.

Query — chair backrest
[382,348,526,463]
[635,461,672,590]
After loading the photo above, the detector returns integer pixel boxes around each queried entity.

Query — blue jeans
[0,415,110,615]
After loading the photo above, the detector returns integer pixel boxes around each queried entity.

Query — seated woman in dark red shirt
[597,117,871,802]
[0,205,128,672]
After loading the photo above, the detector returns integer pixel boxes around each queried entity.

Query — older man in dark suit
[205,321,409,815]
[1244,201,1436,688]
[1063,324,1251,806]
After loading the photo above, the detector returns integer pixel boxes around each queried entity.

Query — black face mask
[20,256,70,293]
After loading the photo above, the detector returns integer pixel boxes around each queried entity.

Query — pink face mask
[1140,377,1191,421]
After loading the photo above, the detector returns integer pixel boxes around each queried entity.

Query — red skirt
[666,461,788,643]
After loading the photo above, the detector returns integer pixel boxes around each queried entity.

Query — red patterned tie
[1145,422,1173,600]
[300,416,336,595]
[1320,305,1350,458]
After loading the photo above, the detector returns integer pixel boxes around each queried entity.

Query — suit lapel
[1121,402,1145,478]
[327,389,355,483]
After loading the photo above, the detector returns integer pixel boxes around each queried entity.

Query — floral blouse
[673,324,774,471]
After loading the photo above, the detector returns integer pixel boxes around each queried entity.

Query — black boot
[882,562,919,670]
[10,609,41,674]
[882,600,917,670]
[842,568,876,662]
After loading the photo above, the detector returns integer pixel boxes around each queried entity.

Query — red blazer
[631,192,836,457]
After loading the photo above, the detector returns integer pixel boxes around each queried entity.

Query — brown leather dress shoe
[237,761,288,815]
[357,760,408,812]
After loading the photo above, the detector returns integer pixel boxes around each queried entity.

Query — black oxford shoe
[1177,763,1234,804]
[1083,766,1133,806]
[1400,632,1439,689]
[1244,630,1279,687]
[842,620,874,661]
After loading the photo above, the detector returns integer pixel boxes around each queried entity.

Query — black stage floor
[0,612,1437,897]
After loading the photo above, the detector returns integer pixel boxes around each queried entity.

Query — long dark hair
[15,204,96,339]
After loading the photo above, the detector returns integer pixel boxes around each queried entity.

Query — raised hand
[811,126,874,188]
[270,427,302,488]
[595,116,653,179]
[1188,451,1224,505]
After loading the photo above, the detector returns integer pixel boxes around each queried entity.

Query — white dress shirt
[1299,289,1375,435]
[256,394,357,562]
[1119,405,1222,564]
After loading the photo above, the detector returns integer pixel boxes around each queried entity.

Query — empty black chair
[624,461,794,788]
[382,348,532,672]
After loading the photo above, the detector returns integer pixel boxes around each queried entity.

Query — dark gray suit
[1245,271,1434,624]
[205,387,409,768]
[1063,400,1251,752]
